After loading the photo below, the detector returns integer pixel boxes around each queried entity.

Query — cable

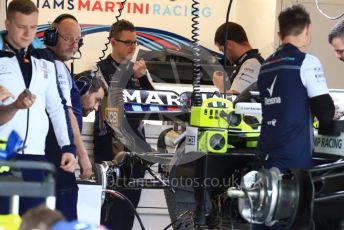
[105,189,146,230]
[243,188,254,230]
[228,196,235,230]
[162,210,193,230]
[96,41,110,71]
[315,0,344,20]
[22,108,30,154]
[116,0,127,22]
[94,0,127,74]
[223,0,234,101]
[191,0,201,106]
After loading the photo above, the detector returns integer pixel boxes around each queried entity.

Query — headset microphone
[43,14,83,48]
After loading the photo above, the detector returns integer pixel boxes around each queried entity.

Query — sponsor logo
[105,108,119,129]
[57,74,68,85]
[186,135,196,145]
[267,119,277,126]
[30,0,213,17]
[313,67,322,72]
[41,61,50,79]
[264,97,281,105]
[123,90,180,106]
[0,65,10,76]
[264,75,281,105]
[314,136,342,149]
[243,67,254,73]
[267,76,277,97]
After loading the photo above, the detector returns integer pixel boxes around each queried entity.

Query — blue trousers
[45,150,78,221]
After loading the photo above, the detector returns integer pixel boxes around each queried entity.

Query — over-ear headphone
[43,14,83,48]
[74,71,95,96]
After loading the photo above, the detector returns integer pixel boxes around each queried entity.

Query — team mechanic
[255,5,337,230]
[0,0,76,215]
[44,14,101,220]
[94,19,154,230]
[212,22,264,94]
[256,5,335,174]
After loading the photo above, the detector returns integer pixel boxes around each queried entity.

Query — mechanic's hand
[133,58,147,79]
[212,71,225,93]
[14,89,36,109]
[334,105,344,120]
[60,152,77,173]
[78,154,92,179]
[0,86,14,102]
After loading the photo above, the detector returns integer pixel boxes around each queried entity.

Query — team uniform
[257,43,333,173]
[45,55,81,221]
[0,33,75,214]
[229,49,264,93]
[94,54,153,230]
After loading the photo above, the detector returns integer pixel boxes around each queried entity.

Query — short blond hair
[6,0,38,21]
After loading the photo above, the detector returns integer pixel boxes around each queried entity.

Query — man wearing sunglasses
[44,14,94,221]
[94,19,154,230]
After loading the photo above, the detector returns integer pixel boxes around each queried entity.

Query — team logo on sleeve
[313,67,325,83]
[41,61,50,79]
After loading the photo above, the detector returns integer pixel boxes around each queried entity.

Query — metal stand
[0,160,56,212]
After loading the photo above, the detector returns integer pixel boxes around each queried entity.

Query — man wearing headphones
[74,70,106,118]
[43,14,103,220]
[212,22,264,94]
[0,0,76,214]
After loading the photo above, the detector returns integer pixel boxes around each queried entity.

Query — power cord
[243,188,254,230]
[162,210,193,230]
[315,0,344,20]
[115,0,127,21]
[94,0,127,74]
[22,108,29,154]
[105,189,146,230]
[191,0,201,106]
[222,0,234,100]
[22,89,33,154]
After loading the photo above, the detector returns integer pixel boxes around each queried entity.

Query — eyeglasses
[335,49,344,55]
[115,39,138,47]
[58,33,83,44]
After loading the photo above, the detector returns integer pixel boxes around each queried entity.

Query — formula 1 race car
[92,25,344,228]
[94,84,344,230]
[161,89,344,230]
[95,84,262,228]
[160,91,263,229]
